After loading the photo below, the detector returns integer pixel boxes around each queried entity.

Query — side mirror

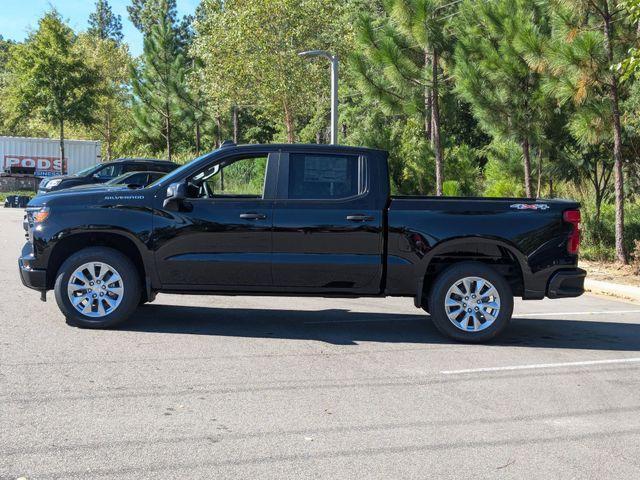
[163,181,187,210]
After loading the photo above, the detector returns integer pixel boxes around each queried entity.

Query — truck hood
[28,185,148,208]
[38,174,90,190]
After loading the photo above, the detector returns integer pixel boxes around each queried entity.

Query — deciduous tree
[5,12,98,163]
[77,33,132,161]
[192,0,340,143]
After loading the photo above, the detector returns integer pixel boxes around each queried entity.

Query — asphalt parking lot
[1,208,640,479]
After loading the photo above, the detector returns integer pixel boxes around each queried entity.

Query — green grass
[0,190,36,203]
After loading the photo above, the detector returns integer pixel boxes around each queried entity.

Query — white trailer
[0,136,101,177]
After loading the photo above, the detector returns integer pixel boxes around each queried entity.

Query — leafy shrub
[580,201,640,262]
[442,180,461,196]
[632,240,640,275]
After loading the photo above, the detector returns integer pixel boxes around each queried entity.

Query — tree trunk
[215,115,223,147]
[521,138,533,198]
[595,190,603,225]
[195,122,201,157]
[603,11,627,263]
[165,113,172,162]
[284,102,295,143]
[536,150,542,198]
[59,119,65,169]
[423,50,432,142]
[105,112,112,162]
[216,114,224,190]
[549,177,554,199]
[232,105,239,143]
[431,49,443,196]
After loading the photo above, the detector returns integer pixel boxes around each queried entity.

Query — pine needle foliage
[350,0,452,195]
[130,0,188,160]
[452,0,553,197]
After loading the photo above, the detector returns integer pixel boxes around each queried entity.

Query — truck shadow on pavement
[118,304,640,351]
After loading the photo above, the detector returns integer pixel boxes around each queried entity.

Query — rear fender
[413,236,532,308]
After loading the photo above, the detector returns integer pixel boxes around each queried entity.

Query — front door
[153,152,277,288]
[271,151,384,294]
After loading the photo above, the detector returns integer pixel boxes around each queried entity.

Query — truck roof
[218,142,387,155]
[111,158,176,164]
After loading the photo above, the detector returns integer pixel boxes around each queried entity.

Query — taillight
[563,209,581,254]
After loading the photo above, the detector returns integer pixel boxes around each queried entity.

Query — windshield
[105,172,134,185]
[146,150,217,188]
[73,164,104,177]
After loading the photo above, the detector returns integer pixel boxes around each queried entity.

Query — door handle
[240,212,267,220]
[346,214,374,222]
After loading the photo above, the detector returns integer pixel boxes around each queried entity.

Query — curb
[585,278,640,304]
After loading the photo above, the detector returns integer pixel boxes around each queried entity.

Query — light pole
[298,50,339,145]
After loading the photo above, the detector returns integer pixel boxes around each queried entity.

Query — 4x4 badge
[510,203,549,210]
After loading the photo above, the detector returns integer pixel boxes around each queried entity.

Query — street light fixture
[298,50,339,145]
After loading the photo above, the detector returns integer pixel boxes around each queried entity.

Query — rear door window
[287,154,365,200]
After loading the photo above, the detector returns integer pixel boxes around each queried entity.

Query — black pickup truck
[19,143,585,342]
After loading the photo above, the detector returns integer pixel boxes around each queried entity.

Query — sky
[0,0,200,56]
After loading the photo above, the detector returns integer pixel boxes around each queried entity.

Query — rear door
[271,150,384,293]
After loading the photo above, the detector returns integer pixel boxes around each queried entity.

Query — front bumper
[547,268,586,298]
[19,243,47,291]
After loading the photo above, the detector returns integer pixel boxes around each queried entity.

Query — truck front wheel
[54,247,141,328]
[427,262,513,342]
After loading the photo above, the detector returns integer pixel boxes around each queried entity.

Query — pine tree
[128,0,192,51]
[453,0,553,198]
[350,0,450,195]
[128,0,178,33]
[130,0,188,161]
[542,0,634,263]
[88,0,123,43]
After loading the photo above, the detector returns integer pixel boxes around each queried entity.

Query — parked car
[37,158,178,194]
[19,142,585,342]
[67,171,168,191]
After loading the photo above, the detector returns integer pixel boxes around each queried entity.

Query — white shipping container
[0,136,101,177]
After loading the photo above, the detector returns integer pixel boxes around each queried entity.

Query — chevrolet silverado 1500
[19,143,585,342]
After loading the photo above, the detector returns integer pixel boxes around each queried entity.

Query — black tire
[54,247,141,329]
[427,261,513,343]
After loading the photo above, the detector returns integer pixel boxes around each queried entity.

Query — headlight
[46,179,62,188]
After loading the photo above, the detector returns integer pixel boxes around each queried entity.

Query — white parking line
[304,309,640,325]
[514,310,640,318]
[441,357,640,375]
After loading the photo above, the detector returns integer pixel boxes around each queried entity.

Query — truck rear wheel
[427,262,513,342]
[54,247,141,329]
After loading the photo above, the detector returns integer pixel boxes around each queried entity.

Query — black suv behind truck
[37,158,178,194]
[19,143,585,342]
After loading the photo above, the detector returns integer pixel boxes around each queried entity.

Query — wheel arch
[414,236,529,309]
[46,231,152,300]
